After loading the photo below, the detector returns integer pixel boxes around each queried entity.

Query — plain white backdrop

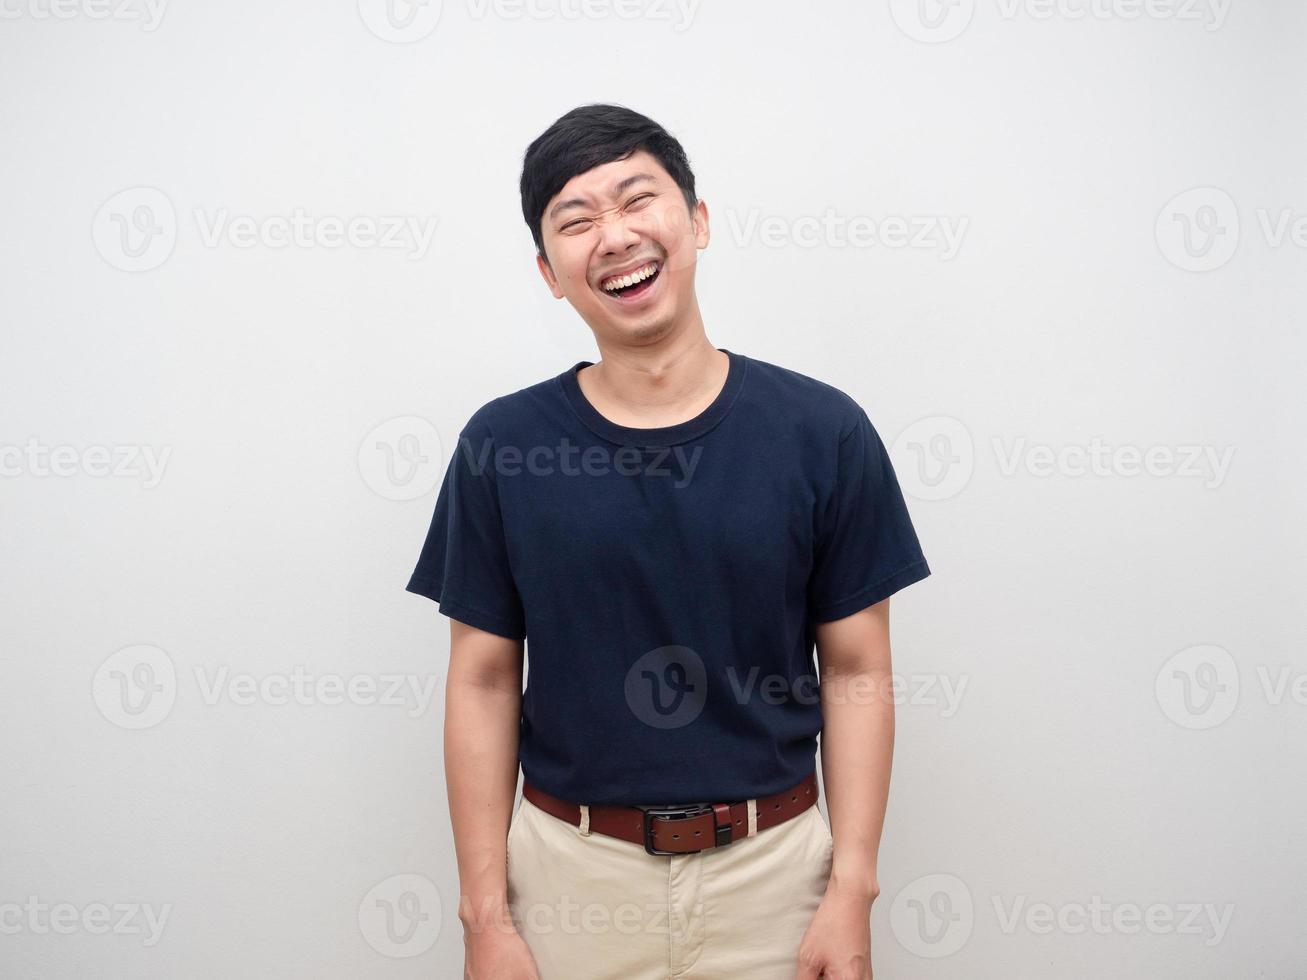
[1,1,1303,977]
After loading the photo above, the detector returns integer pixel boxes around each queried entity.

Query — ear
[692,199,710,251]
[536,251,564,299]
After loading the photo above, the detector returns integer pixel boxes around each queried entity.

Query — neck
[581,328,728,429]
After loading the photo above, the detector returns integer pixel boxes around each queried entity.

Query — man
[406,103,930,980]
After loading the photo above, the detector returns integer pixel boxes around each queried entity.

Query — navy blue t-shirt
[406,348,930,805]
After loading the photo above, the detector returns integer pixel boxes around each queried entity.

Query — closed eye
[560,193,657,232]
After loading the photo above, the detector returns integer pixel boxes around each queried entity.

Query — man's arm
[445,619,525,934]
[797,598,894,978]
[815,596,894,904]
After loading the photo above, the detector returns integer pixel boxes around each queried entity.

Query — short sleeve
[808,406,931,622]
[404,414,527,640]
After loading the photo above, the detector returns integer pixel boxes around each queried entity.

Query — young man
[406,104,930,980]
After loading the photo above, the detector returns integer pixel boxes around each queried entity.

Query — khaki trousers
[505,792,834,979]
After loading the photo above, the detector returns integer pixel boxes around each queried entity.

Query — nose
[596,208,644,256]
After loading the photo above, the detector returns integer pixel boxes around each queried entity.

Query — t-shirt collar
[557,347,747,448]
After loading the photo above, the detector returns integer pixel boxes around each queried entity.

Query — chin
[624,318,680,346]
[581,315,661,346]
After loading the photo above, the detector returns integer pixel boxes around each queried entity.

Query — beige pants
[505,793,834,980]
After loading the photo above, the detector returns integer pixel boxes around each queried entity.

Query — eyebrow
[547,173,658,223]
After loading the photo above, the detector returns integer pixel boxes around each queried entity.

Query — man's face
[536,150,709,345]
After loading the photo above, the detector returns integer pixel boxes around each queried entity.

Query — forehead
[546,150,671,212]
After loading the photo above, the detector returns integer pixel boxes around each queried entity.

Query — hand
[794,889,875,979]
[462,919,541,979]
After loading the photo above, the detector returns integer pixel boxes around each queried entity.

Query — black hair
[519,103,698,263]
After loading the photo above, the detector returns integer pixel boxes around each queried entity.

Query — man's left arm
[796,597,894,979]
[817,595,893,903]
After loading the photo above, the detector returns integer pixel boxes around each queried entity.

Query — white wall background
[1,1,1303,977]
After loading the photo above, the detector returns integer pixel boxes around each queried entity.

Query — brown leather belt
[521,770,819,856]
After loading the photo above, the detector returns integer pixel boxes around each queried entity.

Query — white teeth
[602,262,658,292]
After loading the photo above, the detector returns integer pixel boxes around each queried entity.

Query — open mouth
[600,262,662,303]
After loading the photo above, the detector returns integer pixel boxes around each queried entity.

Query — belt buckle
[638,803,714,856]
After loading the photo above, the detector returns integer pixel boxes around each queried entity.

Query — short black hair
[519,103,698,263]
